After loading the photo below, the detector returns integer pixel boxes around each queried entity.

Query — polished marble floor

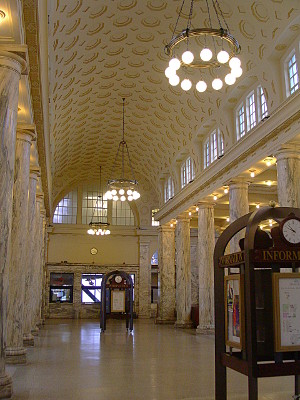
[6,319,295,400]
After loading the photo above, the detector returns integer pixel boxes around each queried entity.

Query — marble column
[5,126,35,364]
[23,167,40,347]
[0,49,27,397]
[229,180,249,253]
[31,195,45,334]
[138,238,151,318]
[275,145,300,207]
[175,215,192,328]
[196,203,215,333]
[156,225,176,324]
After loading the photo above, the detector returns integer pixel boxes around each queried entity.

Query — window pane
[53,191,77,224]
[288,54,299,95]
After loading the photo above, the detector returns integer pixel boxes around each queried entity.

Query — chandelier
[105,98,140,202]
[164,0,242,92]
[87,166,111,236]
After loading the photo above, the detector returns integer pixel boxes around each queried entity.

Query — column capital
[228,178,250,190]
[158,224,175,233]
[36,193,44,205]
[274,144,300,161]
[176,212,191,221]
[29,166,41,180]
[0,44,28,75]
[16,124,36,143]
[139,237,151,245]
[196,201,215,210]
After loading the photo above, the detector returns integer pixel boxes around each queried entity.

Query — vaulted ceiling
[46,0,299,206]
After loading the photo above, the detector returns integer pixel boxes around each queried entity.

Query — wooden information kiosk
[100,270,134,332]
[214,207,300,400]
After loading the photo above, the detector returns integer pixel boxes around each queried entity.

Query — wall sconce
[249,169,255,178]
[195,206,199,212]
[213,195,218,201]
[224,187,229,194]
[265,180,272,187]
[226,217,230,222]
[256,203,260,209]
[264,157,275,167]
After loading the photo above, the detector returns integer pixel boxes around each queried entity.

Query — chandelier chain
[215,0,230,32]
[171,0,186,41]
[212,0,223,31]
[124,142,136,182]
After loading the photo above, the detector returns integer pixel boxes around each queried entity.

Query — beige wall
[48,227,140,265]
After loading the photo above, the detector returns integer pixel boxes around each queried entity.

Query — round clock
[280,216,300,245]
[115,275,122,284]
[90,247,98,255]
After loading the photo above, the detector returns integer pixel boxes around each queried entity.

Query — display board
[225,275,244,349]
[111,290,125,312]
[273,273,300,352]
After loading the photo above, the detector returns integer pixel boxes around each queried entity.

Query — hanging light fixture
[87,166,111,236]
[164,0,242,92]
[105,98,140,202]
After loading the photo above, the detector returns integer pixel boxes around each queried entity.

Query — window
[204,140,210,169]
[247,92,256,131]
[287,53,299,95]
[82,184,107,225]
[164,176,174,202]
[203,129,224,169]
[53,191,77,224]
[237,105,245,139]
[236,84,269,140]
[211,131,218,161]
[49,273,74,303]
[81,274,102,303]
[258,86,268,120]
[151,209,160,226]
[112,201,135,226]
[181,157,195,188]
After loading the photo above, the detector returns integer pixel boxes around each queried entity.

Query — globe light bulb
[120,195,126,201]
[181,79,192,91]
[106,230,110,235]
[182,50,194,64]
[87,229,94,235]
[119,189,125,195]
[169,74,180,86]
[196,80,207,92]
[96,231,100,236]
[106,191,113,200]
[169,57,180,70]
[200,48,212,61]
[128,195,133,201]
[212,78,223,90]
[132,191,139,200]
[113,195,119,201]
[127,189,133,195]
[225,73,236,85]
[165,67,176,78]
[229,57,241,70]
[232,67,242,78]
[111,189,117,196]
[217,50,229,64]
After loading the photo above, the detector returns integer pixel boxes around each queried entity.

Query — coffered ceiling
[46,0,300,206]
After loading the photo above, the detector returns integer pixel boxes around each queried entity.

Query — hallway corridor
[7,320,294,400]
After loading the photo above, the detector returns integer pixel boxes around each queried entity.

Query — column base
[5,347,27,364]
[0,373,12,399]
[155,317,176,325]
[23,333,35,347]
[174,320,194,329]
[196,325,215,335]
[31,327,39,336]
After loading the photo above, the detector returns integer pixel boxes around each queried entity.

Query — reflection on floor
[7,319,294,400]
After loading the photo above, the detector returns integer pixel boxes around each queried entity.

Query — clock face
[115,275,122,284]
[90,247,98,255]
[282,218,300,245]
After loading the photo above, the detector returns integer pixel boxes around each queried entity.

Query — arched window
[82,184,107,225]
[164,176,174,202]
[203,129,224,169]
[286,52,299,96]
[236,85,269,140]
[53,190,77,224]
[112,201,135,226]
[181,157,195,188]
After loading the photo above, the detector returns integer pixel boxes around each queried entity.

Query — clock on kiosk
[279,214,300,246]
